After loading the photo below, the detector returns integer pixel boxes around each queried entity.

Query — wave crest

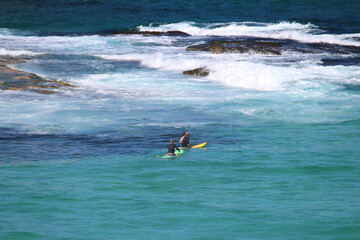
[138,21,360,46]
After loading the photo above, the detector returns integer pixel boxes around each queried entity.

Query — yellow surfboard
[191,142,207,149]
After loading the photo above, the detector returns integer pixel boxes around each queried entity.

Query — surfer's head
[170,139,174,143]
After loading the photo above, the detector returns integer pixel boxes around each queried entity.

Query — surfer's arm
[179,135,185,143]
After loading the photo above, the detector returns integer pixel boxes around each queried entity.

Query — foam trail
[0,48,41,57]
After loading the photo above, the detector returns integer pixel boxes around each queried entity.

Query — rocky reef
[182,40,282,77]
[0,58,74,94]
[186,40,282,55]
[185,38,360,56]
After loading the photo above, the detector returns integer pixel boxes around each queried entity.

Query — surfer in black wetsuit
[179,132,190,148]
[168,139,180,155]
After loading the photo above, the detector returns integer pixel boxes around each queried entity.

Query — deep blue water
[1,0,360,34]
[1,1,360,239]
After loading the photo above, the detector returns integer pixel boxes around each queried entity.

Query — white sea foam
[138,21,360,46]
[97,49,360,92]
[1,24,359,93]
[139,21,318,35]
[0,48,41,57]
[96,55,281,91]
[1,22,359,134]
[0,33,112,56]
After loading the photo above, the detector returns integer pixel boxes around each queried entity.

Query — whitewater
[1,22,359,123]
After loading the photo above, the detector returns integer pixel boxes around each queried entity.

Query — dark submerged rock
[320,56,360,66]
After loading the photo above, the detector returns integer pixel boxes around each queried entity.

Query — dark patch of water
[321,57,360,66]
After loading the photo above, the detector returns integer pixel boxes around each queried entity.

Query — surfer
[168,139,180,156]
[179,132,190,148]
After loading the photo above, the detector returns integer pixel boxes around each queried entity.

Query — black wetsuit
[168,143,180,155]
[181,137,190,147]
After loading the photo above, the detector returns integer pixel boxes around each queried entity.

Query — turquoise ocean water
[1,1,360,239]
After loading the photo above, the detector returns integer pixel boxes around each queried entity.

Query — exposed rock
[0,57,74,94]
[165,31,192,37]
[186,40,282,55]
[0,58,27,65]
[309,42,360,54]
[112,30,191,37]
[183,67,209,77]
